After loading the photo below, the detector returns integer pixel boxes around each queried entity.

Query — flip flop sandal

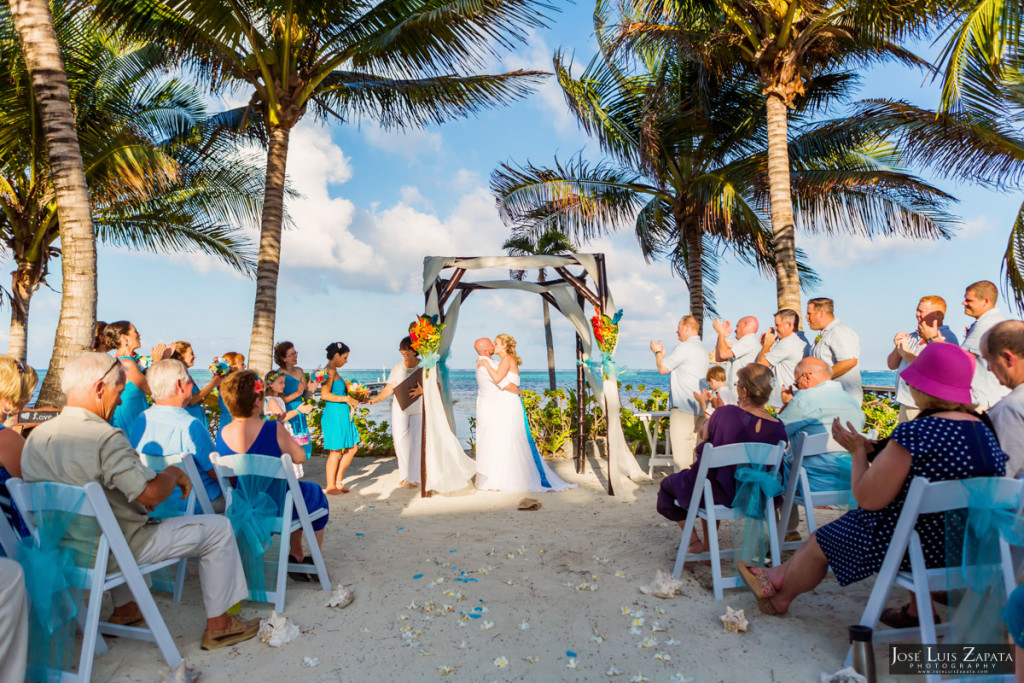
[288,556,314,582]
[880,603,942,629]
[758,596,782,616]
[737,561,776,600]
[107,608,145,628]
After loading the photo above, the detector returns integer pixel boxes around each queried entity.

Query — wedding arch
[417,254,647,499]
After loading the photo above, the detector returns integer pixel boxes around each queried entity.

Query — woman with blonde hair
[476,334,576,492]
[0,356,39,536]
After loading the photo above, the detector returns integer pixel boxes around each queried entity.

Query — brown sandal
[737,561,776,600]
[880,603,941,629]
[201,615,260,650]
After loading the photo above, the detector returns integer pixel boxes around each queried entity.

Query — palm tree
[600,0,942,311]
[6,0,97,405]
[503,228,576,390]
[0,7,261,363]
[93,0,553,374]
[493,50,956,331]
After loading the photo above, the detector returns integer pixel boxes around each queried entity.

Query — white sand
[89,454,892,682]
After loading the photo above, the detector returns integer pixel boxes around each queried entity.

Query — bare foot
[406,482,419,489]
[325,486,343,496]
[398,479,408,486]
[340,485,351,493]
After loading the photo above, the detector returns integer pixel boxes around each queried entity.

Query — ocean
[33,367,897,446]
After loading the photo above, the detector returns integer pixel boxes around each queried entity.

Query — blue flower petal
[355,533,364,536]
[413,574,424,579]
[566,651,577,658]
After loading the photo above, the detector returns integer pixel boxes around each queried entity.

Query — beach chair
[846,476,1024,683]
[776,431,835,550]
[212,453,331,612]
[8,478,182,682]
[671,440,786,600]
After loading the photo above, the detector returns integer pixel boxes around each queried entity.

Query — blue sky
[13,4,1022,377]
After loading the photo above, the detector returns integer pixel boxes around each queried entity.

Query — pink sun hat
[899,342,976,404]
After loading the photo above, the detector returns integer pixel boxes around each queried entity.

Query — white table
[634,411,676,476]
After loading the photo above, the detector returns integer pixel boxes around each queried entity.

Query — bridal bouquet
[591,309,623,354]
[135,355,153,372]
[345,381,371,402]
[409,314,444,371]
[209,357,231,376]
[311,368,327,385]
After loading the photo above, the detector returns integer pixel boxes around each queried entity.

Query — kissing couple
[473,334,576,493]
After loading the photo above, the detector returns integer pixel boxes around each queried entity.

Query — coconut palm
[598,0,944,311]
[93,0,552,374]
[503,228,576,390]
[0,6,261,366]
[492,50,956,332]
[6,0,97,405]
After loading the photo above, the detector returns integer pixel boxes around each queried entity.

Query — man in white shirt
[981,320,1024,477]
[956,280,1010,409]
[712,316,759,391]
[806,298,862,404]
[887,295,959,422]
[757,309,810,410]
[650,315,708,470]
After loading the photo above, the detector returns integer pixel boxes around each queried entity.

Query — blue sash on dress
[520,398,551,489]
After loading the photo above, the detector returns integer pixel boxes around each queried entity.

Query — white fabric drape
[422,370,475,494]
[421,255,647,499]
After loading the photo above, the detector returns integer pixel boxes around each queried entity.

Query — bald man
[712,316,759,391]
[779,357,865,515]
[982,321,1024,476]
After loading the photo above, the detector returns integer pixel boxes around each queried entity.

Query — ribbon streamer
[226,485,281,601]
[732,447,784,568]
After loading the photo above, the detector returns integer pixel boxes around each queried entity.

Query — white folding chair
[776,431,837,550]
[212,453,331,611]
[137,452,213,602]
[846,476,1023,683]
[9,479,182,682]
[636,411,675,476]
[671,440,787,600]
[0,488,21,557]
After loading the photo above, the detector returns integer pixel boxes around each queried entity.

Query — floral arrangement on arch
[591,309,623,354]
[408,314,445,372]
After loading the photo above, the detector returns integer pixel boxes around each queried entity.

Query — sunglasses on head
[13,359,26,374]
[98,358,120,384]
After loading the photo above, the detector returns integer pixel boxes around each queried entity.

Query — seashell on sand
[639,569,686,599]
[325,586,355,608]
[258,611,300,647]
[719,606,748,633]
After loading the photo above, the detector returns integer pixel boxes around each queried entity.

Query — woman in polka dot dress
[736,342,1007,616]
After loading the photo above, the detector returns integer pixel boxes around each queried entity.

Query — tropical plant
[6,0,97,405]
[93,0,553,375]
[598,0,945,312]
[0,6,261,363]
[503,228,576,390]
[492,49,955,331]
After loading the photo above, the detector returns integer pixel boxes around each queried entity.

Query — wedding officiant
[367,337,423,488]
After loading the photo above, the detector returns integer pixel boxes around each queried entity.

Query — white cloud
[361,120,443,158]
[502,32,582,138]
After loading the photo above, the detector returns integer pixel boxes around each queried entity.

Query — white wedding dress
[477,371,576,493]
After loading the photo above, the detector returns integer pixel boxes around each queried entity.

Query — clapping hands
[760,328,777,348]
[712,318,732,337]
[831,417,875,455]
[649,340,664,354]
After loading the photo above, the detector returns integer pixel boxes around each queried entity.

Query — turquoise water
[33,367,897,446]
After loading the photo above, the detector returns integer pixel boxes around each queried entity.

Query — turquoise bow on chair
[227,486,280,601]
[732,449,784,568]
[19,539,78,635]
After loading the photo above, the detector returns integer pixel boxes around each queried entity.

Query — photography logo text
[889,645,1014,675]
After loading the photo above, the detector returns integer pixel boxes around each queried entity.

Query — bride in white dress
[475,334,576,493]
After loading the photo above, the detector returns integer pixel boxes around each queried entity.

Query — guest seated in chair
[216,370,329,581]
[778,357,865,537]
[656,364,788,555]
[0,356,38,537]
[130,359,225,513]
[20,353,259,650]
[736,343,1007,619]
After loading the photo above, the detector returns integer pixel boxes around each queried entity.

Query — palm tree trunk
[765,93,801,313]
[539,269,556,390]
[683,222,704,336]
[248,124,291,376]
[10,0,97,406]
[8,261,39,363]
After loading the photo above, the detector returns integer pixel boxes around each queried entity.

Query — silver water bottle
[849,625,877,683]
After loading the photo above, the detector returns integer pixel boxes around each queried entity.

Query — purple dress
[657,405,788,522]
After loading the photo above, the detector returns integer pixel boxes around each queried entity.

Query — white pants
[111,516,248,618]
[0,558,27,683]
[669,409,699,471]
[393,411,423,484]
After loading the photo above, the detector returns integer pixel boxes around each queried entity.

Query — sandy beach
[88,453,886,683]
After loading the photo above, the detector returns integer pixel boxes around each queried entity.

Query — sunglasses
[13,359,26,374]
[98,358,121,385]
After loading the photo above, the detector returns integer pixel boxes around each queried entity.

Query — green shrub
[863,392,899,439]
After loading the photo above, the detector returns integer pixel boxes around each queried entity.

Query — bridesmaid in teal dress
[171,341,221,428]
[216,352,246,429]
[321,341,361,494]
[103,321,164,433]
[274,342,316,459]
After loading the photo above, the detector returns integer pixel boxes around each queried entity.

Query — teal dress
[185,374,208,427]
[322,376,359,450]
[283,373,312,457]
[112,356,149,434]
